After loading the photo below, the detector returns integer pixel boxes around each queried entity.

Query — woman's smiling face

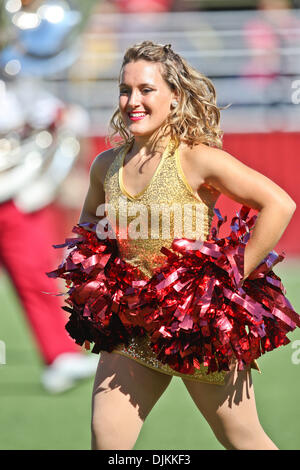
[119,60,177,139]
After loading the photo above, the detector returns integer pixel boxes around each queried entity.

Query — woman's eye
[119,88,153,95]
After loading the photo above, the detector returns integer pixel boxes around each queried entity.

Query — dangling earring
[171,100,179,109]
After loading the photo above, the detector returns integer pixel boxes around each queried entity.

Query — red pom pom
[46,207,300,375]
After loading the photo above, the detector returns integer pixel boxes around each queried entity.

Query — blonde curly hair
[107,41,228,151]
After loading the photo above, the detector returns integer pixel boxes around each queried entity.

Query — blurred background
[0,0,299,450]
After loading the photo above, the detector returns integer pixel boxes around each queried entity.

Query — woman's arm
[188,145,297,281]
[78,149,114,226]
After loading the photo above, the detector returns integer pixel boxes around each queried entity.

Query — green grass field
[0,259,299,450]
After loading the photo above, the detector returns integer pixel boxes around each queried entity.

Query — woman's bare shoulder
[180,140,296,211]
[180,140,243,178]
[91,146,123,185]
[92,146,121,167]
[181,140,232,162]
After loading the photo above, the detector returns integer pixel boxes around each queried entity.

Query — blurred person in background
[242,0,300,87]
[114,0,174,12]
[0,0,98,393]
[48,41,298,450]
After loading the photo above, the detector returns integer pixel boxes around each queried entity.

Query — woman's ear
[170,90,180,109]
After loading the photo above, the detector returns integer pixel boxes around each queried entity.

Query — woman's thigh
[181,363,277,450]
[91,351,172,450]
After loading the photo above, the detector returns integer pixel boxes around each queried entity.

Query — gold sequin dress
[103,139,239,385]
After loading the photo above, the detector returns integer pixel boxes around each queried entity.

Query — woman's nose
[127,90,141,107]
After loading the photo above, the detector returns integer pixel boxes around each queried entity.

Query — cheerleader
[48,41,298,449]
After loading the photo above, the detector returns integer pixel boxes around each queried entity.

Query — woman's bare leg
[182,363,278,450]
[91,351,172,450]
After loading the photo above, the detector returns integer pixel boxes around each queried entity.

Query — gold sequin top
[103,139,215,280]
[102,138,233,385]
